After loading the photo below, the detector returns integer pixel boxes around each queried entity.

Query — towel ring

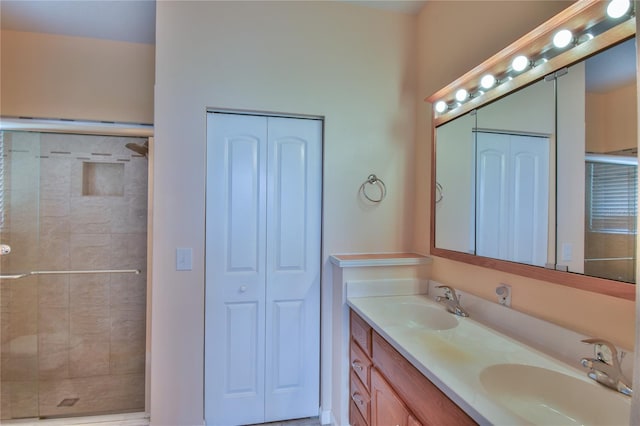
[360,174,386,203]
[436,182,443,203]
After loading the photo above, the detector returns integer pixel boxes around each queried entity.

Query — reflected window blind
[586,161,637,234]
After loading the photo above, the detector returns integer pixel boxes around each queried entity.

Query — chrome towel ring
[436,182,443,203]
[360,174,386,203]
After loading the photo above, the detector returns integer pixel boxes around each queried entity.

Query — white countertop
[347,294,631,426]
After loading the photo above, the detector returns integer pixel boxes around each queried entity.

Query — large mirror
[430,1,636,300]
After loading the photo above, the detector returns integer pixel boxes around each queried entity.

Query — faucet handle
[581,338,619,366]
[435,285,458,301]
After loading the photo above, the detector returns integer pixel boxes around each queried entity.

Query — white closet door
[205,113,267,426]
[205,113,321,425]
[264,117,321,421]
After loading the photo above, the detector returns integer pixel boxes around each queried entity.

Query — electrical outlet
[495,283,511,307]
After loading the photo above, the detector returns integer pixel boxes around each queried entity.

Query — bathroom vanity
[349,310,475,425]
[347,294,631,425]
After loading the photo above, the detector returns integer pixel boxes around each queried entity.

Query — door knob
[0,244,10,256]
[239,285,247,293]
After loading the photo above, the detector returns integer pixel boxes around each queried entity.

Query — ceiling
[0,0,427,45]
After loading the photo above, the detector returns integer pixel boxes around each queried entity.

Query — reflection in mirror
[475,79,555,267]
[581,39,637,283]
[435,113,476,254]
[435,79,556,268]
[433,38,637,284]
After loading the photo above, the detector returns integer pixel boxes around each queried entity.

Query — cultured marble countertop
[347,294,631,426]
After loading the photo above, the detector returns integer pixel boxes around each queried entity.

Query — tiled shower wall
[1,132,148,419]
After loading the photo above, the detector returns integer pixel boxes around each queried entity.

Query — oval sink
[480,363,630,425]
[379,302,458,331]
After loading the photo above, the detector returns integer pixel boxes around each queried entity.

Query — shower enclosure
[0,130,148,419]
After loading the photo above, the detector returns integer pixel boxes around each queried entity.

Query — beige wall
[416,0,635,353]
[153,2,416,424]
[587,81,637,153]
[0,30,154,123]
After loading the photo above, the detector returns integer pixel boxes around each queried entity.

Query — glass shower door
[1,130,42,418]
[0,130,148,420]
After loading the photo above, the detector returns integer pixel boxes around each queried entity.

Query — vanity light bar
[431,0,633,118]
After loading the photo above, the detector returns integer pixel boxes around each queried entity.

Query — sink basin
[378,302,459,331]
[480,363,630,425]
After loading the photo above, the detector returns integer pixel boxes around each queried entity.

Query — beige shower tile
[2,380,38,419]
[38,236,71,270]
[124,161,149,197]
[111,308,146,342]
[69,234,112,270]
[69,198,112,234]
[110,196,147,234]
[38,275,70,308]
[1,356,38,381]
[40,196,70,218]
[1,312,10,357]
[69,334,109,377]
[69,305,110,336]
[39,307,69,336]
[1,381,10,420]
[39,374,145,417]
[110,338,145,375]
[8,279,37,310]
[40,157,72,199]
[39,215,71,239]
[110,274,146,306]
[39,332,70,380]
[70,274,110,307]
[9,307,37,356]
[110,233,147,270]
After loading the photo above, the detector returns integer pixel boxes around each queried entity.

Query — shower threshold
[1,412,149,426]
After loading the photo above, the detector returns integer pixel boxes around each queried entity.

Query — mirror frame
[427,0,636,301]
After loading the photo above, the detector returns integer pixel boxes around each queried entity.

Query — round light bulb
[511,55,529,72]
[607,0,630,18]
[455,89,468,102]
[480,74,496,89]
[435,101,447,113]
[553,29,573,48]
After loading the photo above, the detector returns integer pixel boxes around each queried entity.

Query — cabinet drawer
[350,399,368,426]
[351,310,372,356]
[351,338,372,391]
[372,331,476,425]
[350,371,371,424]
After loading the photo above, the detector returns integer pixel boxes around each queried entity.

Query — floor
[1,413,323,426]
[250,418,321,426]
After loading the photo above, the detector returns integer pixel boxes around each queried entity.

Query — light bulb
[607,0,630,18]
[435,101,447,113]
[455,89,468,102]
[553,29,573,48]
[480,74,496,89]
[512,55,529,72]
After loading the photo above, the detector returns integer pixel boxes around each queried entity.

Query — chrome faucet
[435,285,469,317]
[580,338,632,396]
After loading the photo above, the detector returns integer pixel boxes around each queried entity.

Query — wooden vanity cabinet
[350,310,477,426]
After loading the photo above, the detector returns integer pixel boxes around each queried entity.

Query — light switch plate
[176,247,192,271]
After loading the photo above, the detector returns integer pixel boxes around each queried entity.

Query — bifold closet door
[205,112,321,425]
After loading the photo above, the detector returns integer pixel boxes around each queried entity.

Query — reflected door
[476,131,550,266]
[205,113,321,425]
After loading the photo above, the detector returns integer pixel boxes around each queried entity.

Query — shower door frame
[0,117,154,420]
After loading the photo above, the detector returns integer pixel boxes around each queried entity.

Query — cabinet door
[371,368,418,426]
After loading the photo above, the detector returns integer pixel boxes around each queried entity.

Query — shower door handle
[1,269,140,280]
[0,274,28,279]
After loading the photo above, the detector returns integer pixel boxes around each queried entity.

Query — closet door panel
[205,113,267,426]
[265,117,321,421]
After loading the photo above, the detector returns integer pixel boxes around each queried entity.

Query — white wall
[152,1,416,424]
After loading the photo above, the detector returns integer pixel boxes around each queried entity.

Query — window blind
[586,161,637,234]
